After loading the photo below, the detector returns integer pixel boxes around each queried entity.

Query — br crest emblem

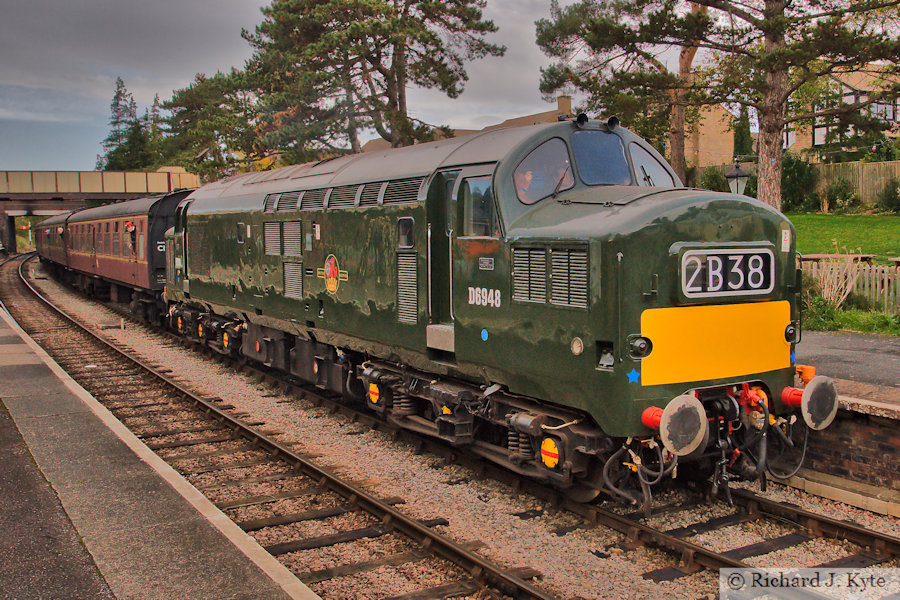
[317,254,348,294]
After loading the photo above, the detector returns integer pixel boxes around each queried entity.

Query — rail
[11,254,557,600]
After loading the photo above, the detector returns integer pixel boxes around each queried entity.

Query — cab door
[450,166,505,366]
[425,169,460,357]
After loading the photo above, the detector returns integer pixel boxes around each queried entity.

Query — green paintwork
[168,120,799,439]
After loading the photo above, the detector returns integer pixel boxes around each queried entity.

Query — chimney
[557,95,573,118]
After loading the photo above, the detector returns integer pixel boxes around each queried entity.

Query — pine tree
[162,71,262,180]
[537,1,900,211]
[733,105,753,161]
[97,77,138,169]
[104,118,153,171]
[242,0,506,155]
[536,1,709,181]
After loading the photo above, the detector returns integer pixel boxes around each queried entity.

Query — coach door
[91,224,98,269]
[425,169,460,356]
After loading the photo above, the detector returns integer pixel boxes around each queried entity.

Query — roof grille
[328,185,358,209]
[359,182,383,206]
[397,252,418,324]
[263,194,279,213]
[512,248,547,304]
[383,177,424,204]
[550,248,589,309]
[284,262,303,298]
[282,221,302,257]
[276,191,301,212]
[301,189,327,210]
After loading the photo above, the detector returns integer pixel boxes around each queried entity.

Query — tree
[536,1,709,180]
[666,1,900,211]
[242,0,506,154]
[103,118,153,171]
[162,71,264,180]
[97,77,138,169]
[733,104,753,160]
[538,1,900,211]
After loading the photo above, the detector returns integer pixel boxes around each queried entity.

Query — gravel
[29,262,900,600]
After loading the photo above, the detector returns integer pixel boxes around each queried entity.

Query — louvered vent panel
[301,189,327,209]
[396,253,418,324]
[264,222,281,256]
[282,221,302,257]
[512,249,547,303]
[276,191,301,212]
[284,262,303,298]
[359,182,382,206]
[328,185,358,209]
[550,249,588,308]
[263,194,279,212]
[383,177,424,204]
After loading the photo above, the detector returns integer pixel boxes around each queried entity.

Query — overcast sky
[0,0,569,171]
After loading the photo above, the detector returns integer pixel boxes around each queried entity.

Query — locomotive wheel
[563,468,604,503]
[146,304,160,326]
[563,482,602,503]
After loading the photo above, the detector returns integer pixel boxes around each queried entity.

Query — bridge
[0,167,200,251]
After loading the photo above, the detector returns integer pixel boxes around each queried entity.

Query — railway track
[16,254,900,597]
[2,254,553,600]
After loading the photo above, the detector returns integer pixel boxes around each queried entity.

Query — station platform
[0,309,318,600]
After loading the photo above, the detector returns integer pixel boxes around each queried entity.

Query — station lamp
[725,162,751,195]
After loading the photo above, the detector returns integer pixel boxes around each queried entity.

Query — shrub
[843,291,872,311]
[876,177,900,213]
[743,172,758,198]
[823,177,860,213]
[802,294,840,331]
[698,166,729,192]
[683,165,698,188]
[781,152,819,212]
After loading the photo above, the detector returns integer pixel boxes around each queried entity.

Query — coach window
[513,138,573,205]
[397,217,414,248]
[572,130,632,185]
[630,143,675,187]
[237,222,245,244]
[460,176,498,237]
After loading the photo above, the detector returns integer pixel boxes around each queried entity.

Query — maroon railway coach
[38,190,191,322]
[35,212,73,266]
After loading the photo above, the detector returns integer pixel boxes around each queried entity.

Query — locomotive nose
[642,394,709,456]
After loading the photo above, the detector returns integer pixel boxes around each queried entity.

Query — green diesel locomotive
[165,117,838,505]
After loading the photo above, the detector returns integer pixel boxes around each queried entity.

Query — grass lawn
[786,213,900,263]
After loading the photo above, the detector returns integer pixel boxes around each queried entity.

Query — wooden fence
[812,160,900,206]
[698,160,900,207]
[804,261,900,314]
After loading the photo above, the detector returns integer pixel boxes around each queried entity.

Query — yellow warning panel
[640,301,791,386]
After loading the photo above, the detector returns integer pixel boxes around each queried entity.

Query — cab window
[572,131,632,185]
[460,176,497,237]
[513,138,573,205]
[630,143,675,187]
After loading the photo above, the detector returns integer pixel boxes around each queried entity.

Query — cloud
[0,84,104,123]
[409,0,562,130]
[1,0,572,169]
[0,0,262,103]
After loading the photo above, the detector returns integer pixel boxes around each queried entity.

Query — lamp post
[725,162,751,196]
